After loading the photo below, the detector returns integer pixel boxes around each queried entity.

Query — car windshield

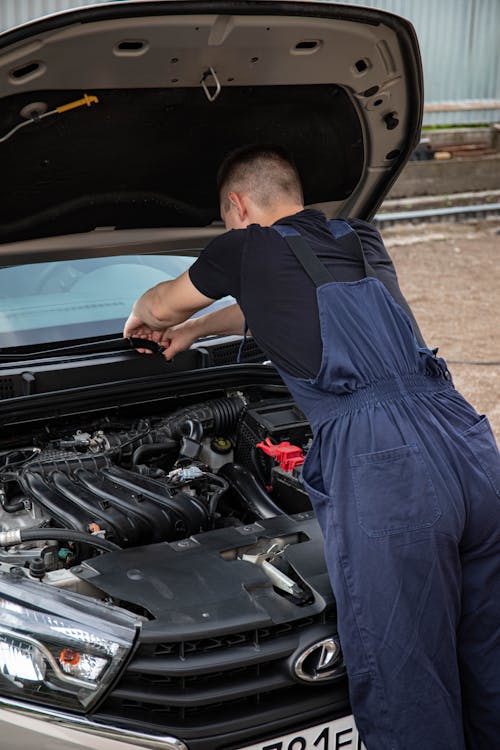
[0,253,232,349]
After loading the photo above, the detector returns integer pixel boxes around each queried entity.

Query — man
[124,145,500,749]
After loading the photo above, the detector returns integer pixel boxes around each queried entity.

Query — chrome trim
[0,695,188,750]
[294,637,342,683]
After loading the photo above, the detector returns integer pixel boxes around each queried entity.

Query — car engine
[0,387,344,736]
[0,392,313,582]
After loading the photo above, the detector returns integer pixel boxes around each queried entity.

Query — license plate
[239,715,366,750]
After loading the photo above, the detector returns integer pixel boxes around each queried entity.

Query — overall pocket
[462,415,500,497]
[351,444,441,538]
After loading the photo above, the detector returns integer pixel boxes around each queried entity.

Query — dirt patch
[385,218,500,441]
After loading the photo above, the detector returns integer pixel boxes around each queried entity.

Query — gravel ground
[383,218,500,441]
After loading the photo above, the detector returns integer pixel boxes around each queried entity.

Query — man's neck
[257,204,305,227]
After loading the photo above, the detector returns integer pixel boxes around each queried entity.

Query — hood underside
[0,1,423,248]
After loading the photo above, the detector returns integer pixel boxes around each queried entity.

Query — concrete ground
[383,218,500,442]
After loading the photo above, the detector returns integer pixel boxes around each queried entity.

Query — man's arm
[159,303,246,360]
[124,229,245,355]
[123,271,215,347]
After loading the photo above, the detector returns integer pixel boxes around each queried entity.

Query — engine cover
[77,512,331,627]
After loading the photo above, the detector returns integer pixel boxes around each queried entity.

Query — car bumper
[0,697,186,750]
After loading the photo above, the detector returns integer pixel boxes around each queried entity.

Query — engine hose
[131,441,177,466]
[205,473,230,517]
[153,396,244,441]
[1,494,25,513]
[0,527,121,553]
[218,463,285,519]
[180,419,204,442]
[103,397,245,459]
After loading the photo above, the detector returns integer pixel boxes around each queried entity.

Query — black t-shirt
[189,209,424,378]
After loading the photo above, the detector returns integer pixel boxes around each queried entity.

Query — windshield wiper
[0,337,166,361]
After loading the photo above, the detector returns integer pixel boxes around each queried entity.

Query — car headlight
[0,574,138,712]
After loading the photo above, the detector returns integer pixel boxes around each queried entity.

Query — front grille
[97,610,342,731]
[155,615,319,657]
[0,377,15,399]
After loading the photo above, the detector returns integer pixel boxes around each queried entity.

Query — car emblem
[294,638,341,682]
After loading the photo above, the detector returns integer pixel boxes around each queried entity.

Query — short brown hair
[217,144,303,210]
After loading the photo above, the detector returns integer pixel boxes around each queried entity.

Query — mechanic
[124,145,500,750]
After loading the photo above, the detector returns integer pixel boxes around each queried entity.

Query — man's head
[217,144,304,230]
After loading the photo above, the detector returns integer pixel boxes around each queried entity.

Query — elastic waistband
[306,373,454,426]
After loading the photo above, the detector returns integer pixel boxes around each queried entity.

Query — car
[0,2,422,748]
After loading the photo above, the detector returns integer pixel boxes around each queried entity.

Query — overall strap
[327,219,376,278]
[271,224,336,287]
[271,220,376,288]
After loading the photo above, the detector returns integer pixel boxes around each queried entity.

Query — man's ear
[228,191,247,221]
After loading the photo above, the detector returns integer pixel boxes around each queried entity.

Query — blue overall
[269,221,500,749]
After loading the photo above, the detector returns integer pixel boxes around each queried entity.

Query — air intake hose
[104,396,245,460]
[152,396,245,442]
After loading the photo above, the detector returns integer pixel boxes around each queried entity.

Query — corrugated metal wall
[0,0,110,30]
[329,0,500,126]
[0,0,499,126]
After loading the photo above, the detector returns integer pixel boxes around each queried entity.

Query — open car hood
[0,0,422,257]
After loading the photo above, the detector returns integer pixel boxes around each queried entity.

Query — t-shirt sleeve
[188,229,245,300]
[348,218,426,347]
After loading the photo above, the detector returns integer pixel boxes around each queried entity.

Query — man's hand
[160,318,201,360]
[159,304,247,360]
[123,271,216,353]
[124,300,247,360]
[123,312,167,354]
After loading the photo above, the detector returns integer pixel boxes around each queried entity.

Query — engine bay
[0,388,314,609]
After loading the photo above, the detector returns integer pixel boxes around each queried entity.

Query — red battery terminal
[256,437,305,473]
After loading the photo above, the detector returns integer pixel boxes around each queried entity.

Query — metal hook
[201,67,222,102]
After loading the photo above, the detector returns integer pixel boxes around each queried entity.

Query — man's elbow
[143,284,172,326]
[148,284,196,329]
